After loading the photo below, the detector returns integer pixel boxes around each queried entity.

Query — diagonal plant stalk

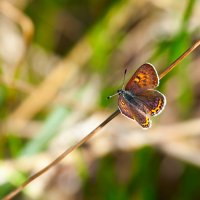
[3,40,200,200]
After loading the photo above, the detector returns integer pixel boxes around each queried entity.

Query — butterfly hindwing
[118,95,135,120]
[118,95,151,128]
[136,90,166,116]
[125,63,159,94]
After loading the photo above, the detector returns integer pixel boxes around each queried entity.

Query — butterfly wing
[136,90,166,116]
[118,95,151,128]
[125,63,159,94]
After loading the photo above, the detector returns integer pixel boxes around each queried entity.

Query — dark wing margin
[125,63,159,94]
[118,95,151,129]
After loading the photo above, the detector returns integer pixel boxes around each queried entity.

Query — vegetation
[0,0,200,199]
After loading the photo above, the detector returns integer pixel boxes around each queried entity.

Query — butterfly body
[118,89,148,113]
[117,63,166,129]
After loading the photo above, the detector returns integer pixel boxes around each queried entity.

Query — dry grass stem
[0,0,34,79]
[0,1,34,45]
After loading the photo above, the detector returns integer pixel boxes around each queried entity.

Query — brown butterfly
[116,63,166,129]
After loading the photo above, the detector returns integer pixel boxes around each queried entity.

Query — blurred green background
[0,0,200,199]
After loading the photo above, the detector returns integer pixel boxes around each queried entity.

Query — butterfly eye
[117,89,123,95]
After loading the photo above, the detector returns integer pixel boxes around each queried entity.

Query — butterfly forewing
[136,90,166,116]
[118,95,151,128]
[125,63,159,94]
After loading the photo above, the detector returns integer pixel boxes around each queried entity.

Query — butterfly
[117,63,166,129]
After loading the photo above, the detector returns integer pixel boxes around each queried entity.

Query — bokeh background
[0,0,200,199]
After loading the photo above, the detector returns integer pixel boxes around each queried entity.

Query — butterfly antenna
[122,68,127,89]
[107,68,127,99]
[107,93,118,99]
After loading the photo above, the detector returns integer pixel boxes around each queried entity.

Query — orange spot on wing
[142,116,150,127]
[151,99,163,114]
[134,77,140,83]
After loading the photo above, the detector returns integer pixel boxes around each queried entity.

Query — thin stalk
[3,110,120,200]
[159,40,200,79]
[3,40,200,200]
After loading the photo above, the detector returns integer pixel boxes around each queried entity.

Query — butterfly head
[117,89,123,95]
[107,89,125,99]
